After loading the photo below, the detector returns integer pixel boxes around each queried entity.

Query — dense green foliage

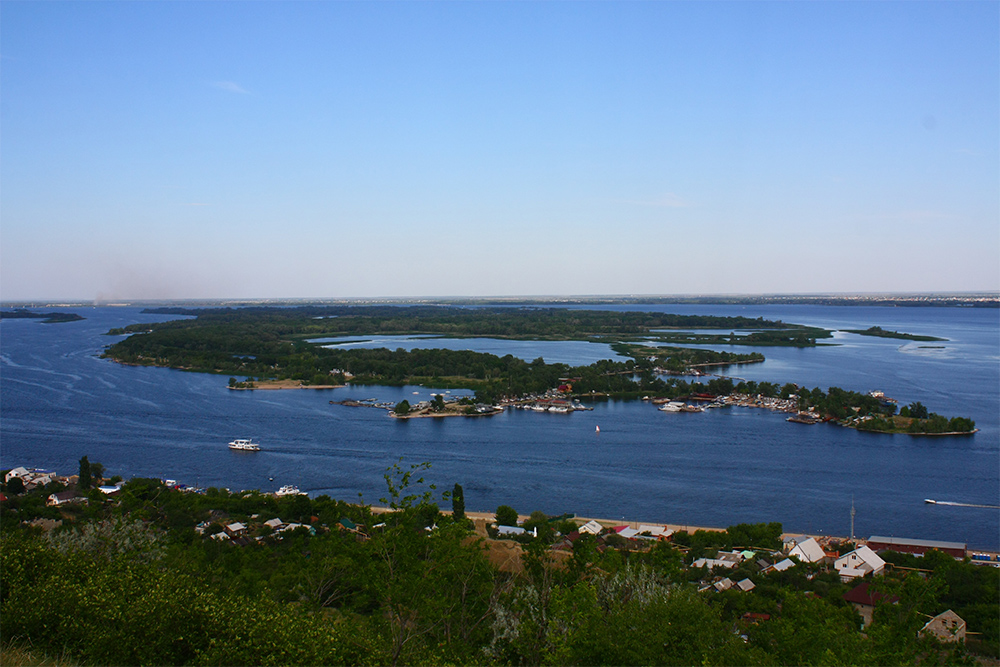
[2,464,994,666]
[102,306,828,382]
[0,310,84,323]
[845,326,948,342]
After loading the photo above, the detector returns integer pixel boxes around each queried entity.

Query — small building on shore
[867,535,966,559]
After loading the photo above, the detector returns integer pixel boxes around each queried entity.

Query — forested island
[0,309,84,323]
[844,326,947,342]
[1,461,996,665]
[99,305,975,433]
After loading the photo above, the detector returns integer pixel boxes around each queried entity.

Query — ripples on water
[1,305,997,549]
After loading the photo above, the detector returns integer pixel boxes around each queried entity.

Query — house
[787,537,826,563]
[497,525,527,536]
[47,491,85,506]
[736,578,756,592]
[835,545,885,582]
[842,581,899,628]
[919,610,966,644]
[578,520,604,535]
[694,551,744,570]
[768,558,796,573]
[225,522,247,537]
[25,475,53,490]
[637,524,674,539]
[263,518,284,530]
[5,467,29,483]
[713,577,734,592]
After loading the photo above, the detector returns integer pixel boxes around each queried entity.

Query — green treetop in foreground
[2,461,995,666]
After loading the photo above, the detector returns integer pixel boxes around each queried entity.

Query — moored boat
[276,484,305,496]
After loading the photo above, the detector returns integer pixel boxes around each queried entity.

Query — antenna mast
[850,495,856,541]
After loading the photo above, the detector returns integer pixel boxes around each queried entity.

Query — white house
[834,545,885,581]
[694,551,744,570]
[788,537,826,563]
[768,558,796,573]
[637,524,674,538]
[5,467,29,483]
[578,520,604,535]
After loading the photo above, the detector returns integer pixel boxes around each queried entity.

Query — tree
[78,456,91,490]
[495,505,518,527]
[6,476,25,495]
[394,400,411,416]
[90,462,104,484]
[451,483,465,520]
[907,402,929,420]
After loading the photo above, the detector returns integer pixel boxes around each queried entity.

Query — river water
[2,304,997,549]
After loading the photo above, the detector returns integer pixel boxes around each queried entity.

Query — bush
[495,505,518,526]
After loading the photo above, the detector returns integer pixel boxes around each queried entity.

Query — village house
[693,550,744,570]
[919,609,966,644]
[842,581,899,628]
[835,545,886,581]
[46,490,86,507]
[224,522,247,538]
[786,536,827,563]
[578,520,604,535]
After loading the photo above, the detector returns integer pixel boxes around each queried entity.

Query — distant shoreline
[229,380,346,390]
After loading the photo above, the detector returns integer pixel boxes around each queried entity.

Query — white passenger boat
[276,484,305,496]
[228,438,260,451]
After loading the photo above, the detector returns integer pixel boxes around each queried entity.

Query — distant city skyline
[2,1,997,301]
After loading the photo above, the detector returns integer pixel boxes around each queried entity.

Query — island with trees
[98,305,976,434]
[0,309,84,323]
[844,326,947,342]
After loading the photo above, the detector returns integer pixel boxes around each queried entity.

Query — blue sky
[2,1,997,301]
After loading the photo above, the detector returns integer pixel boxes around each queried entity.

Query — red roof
[842,581,899,607]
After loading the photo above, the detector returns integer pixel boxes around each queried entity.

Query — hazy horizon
[2,2,997,301]
[4,291,998,308]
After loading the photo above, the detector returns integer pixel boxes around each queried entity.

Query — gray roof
[868,535,966,550]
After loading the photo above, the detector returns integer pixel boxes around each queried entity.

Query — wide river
[2,304,997,549]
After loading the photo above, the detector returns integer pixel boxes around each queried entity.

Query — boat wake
[925,499,1000,510]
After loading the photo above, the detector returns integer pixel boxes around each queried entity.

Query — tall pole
[850,495,856,541]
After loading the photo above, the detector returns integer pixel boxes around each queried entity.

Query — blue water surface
[1,304,997,549]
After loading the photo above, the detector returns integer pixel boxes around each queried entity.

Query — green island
[99,305,975,434]
[0,309,84,323]
[2,459,996,666]
[844,326,948,342]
